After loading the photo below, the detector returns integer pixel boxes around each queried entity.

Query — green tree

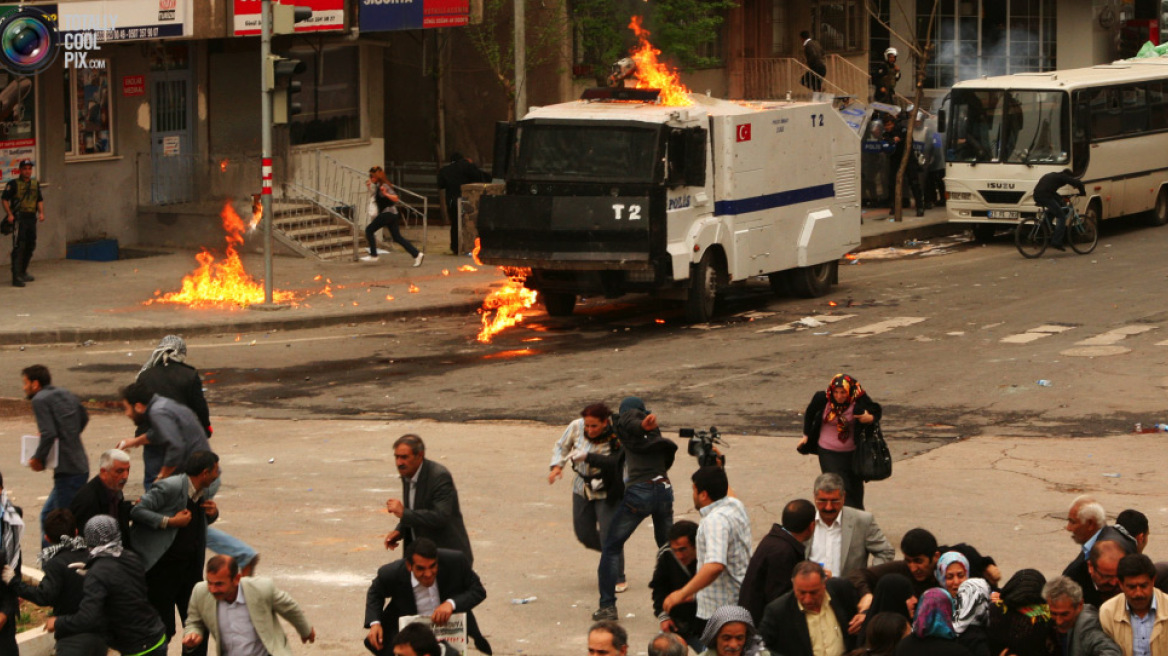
[465,0,569,119]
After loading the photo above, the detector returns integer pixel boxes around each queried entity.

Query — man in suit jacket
[800,30,827,92]
[739,499,816,624]
[384,434,473,565]
[182,555,314,656]
[364,538,491,655]
[1044,575,1121,656]
[130,450,220,653]
[759,561,858,656]
[70,449,134,546]
[1064,496,1135,607]
[807,473,895,580]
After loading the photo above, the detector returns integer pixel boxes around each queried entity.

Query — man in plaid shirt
[663,466,752,631]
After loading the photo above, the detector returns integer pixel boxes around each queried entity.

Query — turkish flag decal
[736,123,752,142]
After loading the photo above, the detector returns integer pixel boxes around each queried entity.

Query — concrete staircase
[271,198,364,261]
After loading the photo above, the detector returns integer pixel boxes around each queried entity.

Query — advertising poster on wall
[233,0,345,36]
[0,71,36,185]
[359,0,470,32]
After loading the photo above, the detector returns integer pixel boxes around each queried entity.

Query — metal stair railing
[275,182,362,261]
[742,56,870,102]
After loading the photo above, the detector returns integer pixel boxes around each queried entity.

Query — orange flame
[249,196,263,231]
[408,283,420,293]
[628,16,692,107]
[442,269,450,276]
[147,201,296,309]
[476,267,537,343]
[472,238,483,266]
[458,265,478,272]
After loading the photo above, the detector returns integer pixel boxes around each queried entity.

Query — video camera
[679,426,725,467]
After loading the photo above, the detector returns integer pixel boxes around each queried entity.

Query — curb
[0,299,486,347]
[858,221,967,251]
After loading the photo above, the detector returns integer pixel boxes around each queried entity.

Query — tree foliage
[465,0,569,112]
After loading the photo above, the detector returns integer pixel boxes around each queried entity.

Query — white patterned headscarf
[700,605,764,656]
[138,335,187,375]
[84,515,124,558]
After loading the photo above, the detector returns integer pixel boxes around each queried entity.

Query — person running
[364,166,423,267]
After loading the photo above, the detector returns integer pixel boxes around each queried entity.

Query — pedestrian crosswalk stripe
[834,317,926,337]
[1000,324,1076,344]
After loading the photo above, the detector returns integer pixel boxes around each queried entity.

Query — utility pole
[513,0,526,119]
[259,0,275,307]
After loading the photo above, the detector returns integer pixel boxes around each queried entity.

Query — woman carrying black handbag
[796,373,883,510]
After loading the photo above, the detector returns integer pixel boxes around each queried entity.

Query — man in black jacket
[364,538,491,655]
[47,515,167,656]
[739,499,816,624]
[8,509,106,654]
[759,561,858,656]
[1033,169,1086,250]
[136,335,211,437]
[70,449,133,546]
[651,520,700,648]
[437,153,491,254]
[384,434,474,565]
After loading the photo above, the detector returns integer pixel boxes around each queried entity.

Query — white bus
[941,57,1168,239]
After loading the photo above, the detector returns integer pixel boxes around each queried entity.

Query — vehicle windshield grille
[979,190,1025,204]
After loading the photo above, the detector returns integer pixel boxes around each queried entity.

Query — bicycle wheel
[1068,207,1098,255]
[1015,216,1049,258]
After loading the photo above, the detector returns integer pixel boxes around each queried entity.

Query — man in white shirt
[807,473,894,579]
[182,555,314,656]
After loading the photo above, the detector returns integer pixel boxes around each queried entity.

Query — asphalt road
[3,215,1165,443]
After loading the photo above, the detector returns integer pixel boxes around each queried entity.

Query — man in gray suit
[130,450,221,654]
[1045,575,1121,656]
[383,434,474,565]
[806,473,894,579]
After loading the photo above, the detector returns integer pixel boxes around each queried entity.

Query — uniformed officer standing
[3,159,44,287]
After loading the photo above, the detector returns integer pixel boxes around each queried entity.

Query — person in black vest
[7,509,107,655]
[2,159,43,287]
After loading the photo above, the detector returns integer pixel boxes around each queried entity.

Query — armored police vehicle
[477,88,863,322]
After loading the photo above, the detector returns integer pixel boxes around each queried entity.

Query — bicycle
[1014,195,1098,258]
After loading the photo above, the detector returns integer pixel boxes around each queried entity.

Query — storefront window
[288,45,361,146]
[64,62,113,157]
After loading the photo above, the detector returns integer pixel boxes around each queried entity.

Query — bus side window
[1122,85,1148,134]
[1149,82,1168,131]
[1090,88,1122,140]
[1071,92,1091,177]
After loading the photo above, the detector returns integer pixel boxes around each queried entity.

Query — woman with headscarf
[137,335,211,437]
[859,573,918,644]
[986,569,1056,656]
[849,612,911,656]
[548,403,625,590]
[936,551,993,656]
[796,374,883,509]
[895,588,973,656]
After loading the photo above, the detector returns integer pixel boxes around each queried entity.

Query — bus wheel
[541,292,576,317]
[685,253,722,323]
[788,261,837,298]
[971,224,997,242]
[1150,187,1168,227]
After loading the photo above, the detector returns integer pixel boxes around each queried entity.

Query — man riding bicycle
[1033,169,1086,251]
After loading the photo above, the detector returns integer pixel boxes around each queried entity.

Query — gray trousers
[573,492,625,583]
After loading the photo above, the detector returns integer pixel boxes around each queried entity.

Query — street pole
[513,0,526,119]
[260,0,275,306]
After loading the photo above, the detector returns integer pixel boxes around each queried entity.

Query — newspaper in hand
[398,612,468,654]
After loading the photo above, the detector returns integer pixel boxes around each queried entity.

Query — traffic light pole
[259,0,275,307]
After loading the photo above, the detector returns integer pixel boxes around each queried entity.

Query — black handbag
[853,421,892,482]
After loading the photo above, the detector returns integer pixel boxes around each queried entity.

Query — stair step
[282,225,353,239]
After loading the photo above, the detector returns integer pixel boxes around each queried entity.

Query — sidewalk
[0,207,956,346]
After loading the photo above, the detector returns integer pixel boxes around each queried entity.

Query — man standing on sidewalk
[3,159,44,287]
[21,365,90,548]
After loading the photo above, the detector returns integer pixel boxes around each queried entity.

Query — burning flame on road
[628,16,692,107]
[148,201,296,309]
[476,267,537,344]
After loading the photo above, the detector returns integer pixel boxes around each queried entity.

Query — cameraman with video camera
[592,397,677,622]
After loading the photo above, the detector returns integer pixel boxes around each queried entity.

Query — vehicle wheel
[1149,187,1168,226]
[685,253,722,323]
[787,261,837,298]
[1069,207,1098,255]
[541,291,576,317]
[1014,216,1049,259]
[971,224,997,242]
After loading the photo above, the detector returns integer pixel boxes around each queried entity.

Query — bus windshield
[947,89,1069,165]
[514,123,661,183]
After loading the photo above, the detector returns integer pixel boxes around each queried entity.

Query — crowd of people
[552,377,1166,656]
[6,348,1165,656]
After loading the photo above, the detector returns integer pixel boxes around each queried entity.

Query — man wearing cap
[2,159,44,287]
